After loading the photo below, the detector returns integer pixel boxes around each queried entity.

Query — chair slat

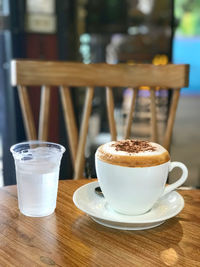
[124,88,138,139]
[74,87,94,180]
[38,85,50,141]
[150,88,158,142]
[17,85,37,140]
[163,89,180,151]
[106,87,117,141]
[60,86,78,166]
[12,61,189,88]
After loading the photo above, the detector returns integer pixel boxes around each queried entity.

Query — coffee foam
[96,140,170,167]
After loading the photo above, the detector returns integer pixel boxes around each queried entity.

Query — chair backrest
[11,60,189,179]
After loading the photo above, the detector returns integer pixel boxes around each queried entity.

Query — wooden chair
[11,60,189,179]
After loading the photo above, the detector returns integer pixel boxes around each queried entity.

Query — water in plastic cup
[10,141,65,217]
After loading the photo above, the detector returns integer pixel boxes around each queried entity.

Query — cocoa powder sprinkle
[111,140,156,153]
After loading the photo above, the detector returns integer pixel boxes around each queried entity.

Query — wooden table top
[0,179,200,266]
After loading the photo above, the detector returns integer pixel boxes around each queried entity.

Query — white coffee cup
[95,157,188,215]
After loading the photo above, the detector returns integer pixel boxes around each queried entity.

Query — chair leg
[74,87,94,180]
[163,89,180,151]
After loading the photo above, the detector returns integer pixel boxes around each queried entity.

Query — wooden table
[0,179,200,266]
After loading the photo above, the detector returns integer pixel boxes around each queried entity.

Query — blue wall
[173,37,200,95]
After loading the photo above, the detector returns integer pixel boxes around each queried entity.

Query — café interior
[0,0,200,266]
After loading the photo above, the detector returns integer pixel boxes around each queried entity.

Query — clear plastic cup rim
[10,140,66,157]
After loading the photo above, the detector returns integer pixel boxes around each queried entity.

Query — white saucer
[73,181,184,230]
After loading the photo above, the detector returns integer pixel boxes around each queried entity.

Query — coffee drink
[95,139,188,215]
[96,139,170,167]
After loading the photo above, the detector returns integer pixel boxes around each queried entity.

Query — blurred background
[0,0,199,186]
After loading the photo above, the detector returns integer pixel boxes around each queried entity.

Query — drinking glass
[10,140,65,217]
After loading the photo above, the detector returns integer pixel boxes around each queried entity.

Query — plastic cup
[10,140,65,217]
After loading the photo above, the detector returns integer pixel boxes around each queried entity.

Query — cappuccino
[96,139,170,167]
[95,139,188,215]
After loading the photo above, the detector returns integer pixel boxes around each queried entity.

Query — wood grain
[106,87,117,141]
[150,88,158,142]
[163,89,180,151]
[60,86,78,166]
[0,180,199,266]
[74,87,94,180]
[11,60,189,88]
[17,85,37,140]
[38,85,50,141]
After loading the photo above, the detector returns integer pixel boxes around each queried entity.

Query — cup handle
[161,162,188,197]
